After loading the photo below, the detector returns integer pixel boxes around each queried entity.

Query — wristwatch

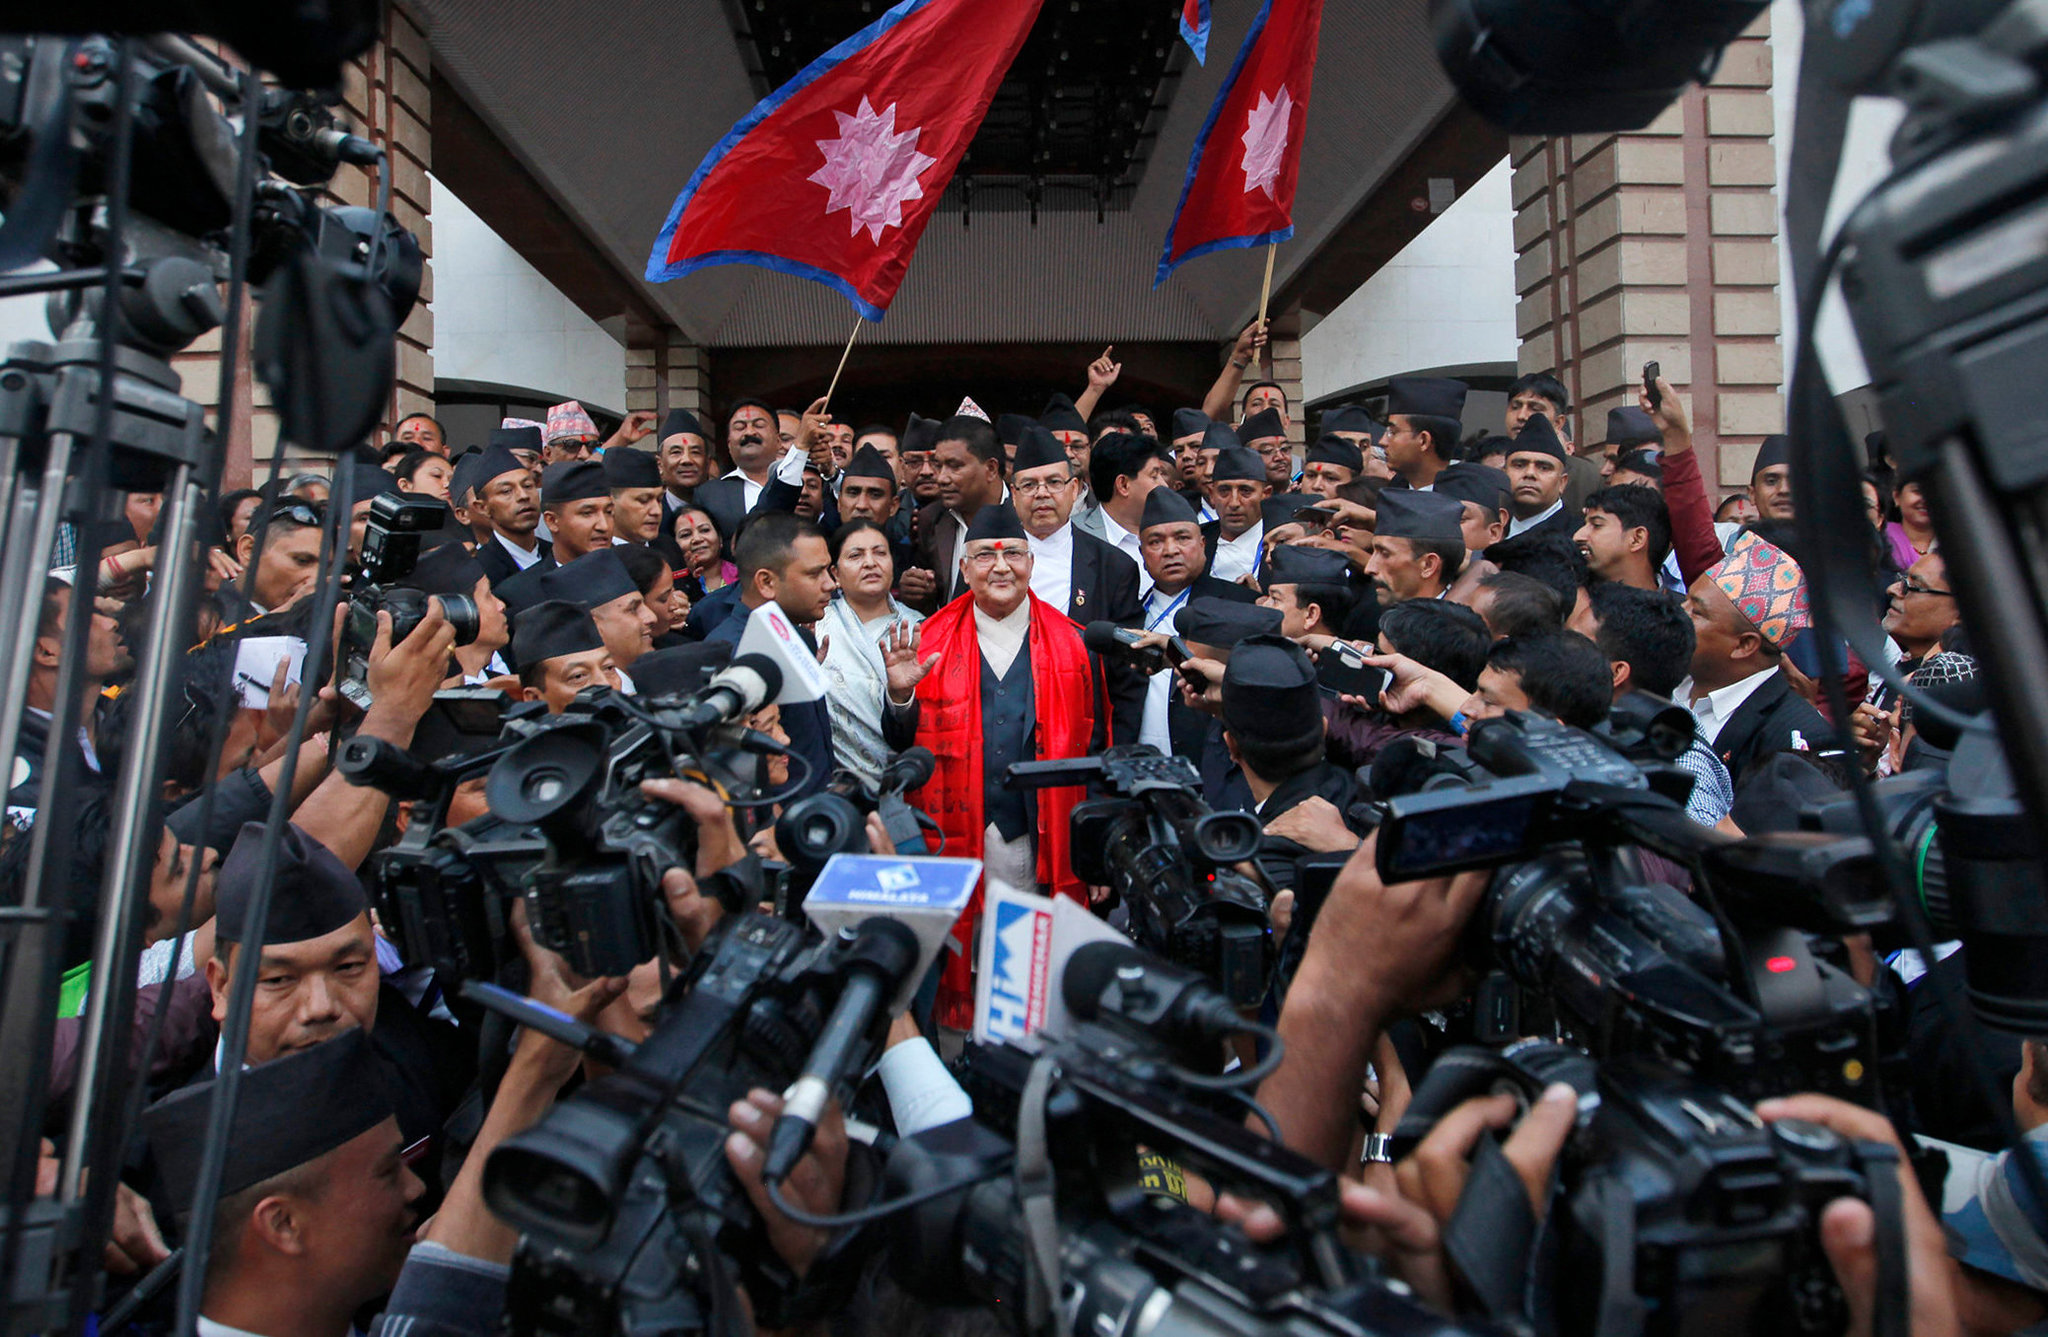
[1362,1132,1395,1164]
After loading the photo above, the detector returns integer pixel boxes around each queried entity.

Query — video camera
[885,939,1489,1337]
[486,904,931,1337]
[341,658,791,981]
[1393,1040,1891,1335]
[1374,711,1886,1104]
[1009,746,1273,1006]
[336,492,481,710]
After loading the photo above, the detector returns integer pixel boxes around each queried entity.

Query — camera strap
[1016,1054,1064,1335]
[1857,1139,1910,1337]
[1444,1133,1541,1326]
[1583,1176,1648,1337]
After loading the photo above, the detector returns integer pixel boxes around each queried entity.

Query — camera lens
[436,592,482,646]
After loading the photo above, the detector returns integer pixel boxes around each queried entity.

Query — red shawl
[907,591,1097,1029]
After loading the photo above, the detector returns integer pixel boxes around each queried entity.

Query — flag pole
[1256,241,1277,377]
[823,316,864,413]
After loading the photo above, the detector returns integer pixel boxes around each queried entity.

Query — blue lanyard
[1146,588,1189,631]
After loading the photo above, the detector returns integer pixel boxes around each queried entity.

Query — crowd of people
[7,315,2034,1337]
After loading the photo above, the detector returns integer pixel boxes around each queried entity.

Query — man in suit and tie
[901,415,1007,614]
[654,409,713,533]
[1678,530,1834,796]
[1011,425,1144,741]
[1134,486,1255,763]
[1072,429,1176,589]
[691,399,786,545]
[471,430,553,588]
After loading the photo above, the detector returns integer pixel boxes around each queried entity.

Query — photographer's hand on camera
[1260,832,1488,1170]
[1261,795,1360,854]
[639,777,750,880]
[725,1088,848,1280]
[1755,1095,1961,1337]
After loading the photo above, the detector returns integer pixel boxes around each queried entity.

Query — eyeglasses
[1012,477,1069,496]
[261,501,325,528]
[965,546,1026,568]
[1900,579,1954,598]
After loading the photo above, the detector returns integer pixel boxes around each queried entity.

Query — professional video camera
[335,492,482,709]
[885,939,1489,1337]
[1392,1040,1892,1336]
[1373,711,1886,1104]
[1009,746,1273,1006]
[342,657,791,981]
[1801,727,2048,1033]
[485,904,932,1337]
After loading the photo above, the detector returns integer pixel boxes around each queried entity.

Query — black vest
[982,648,1036,842]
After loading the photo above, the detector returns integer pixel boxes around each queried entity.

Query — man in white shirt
[902,415,1008,613]
[470,433,552,588]
[1502,413,1576,540]
[1203,446,1272,585]
[1676,531,1832,793]
[1074,430,1175,597]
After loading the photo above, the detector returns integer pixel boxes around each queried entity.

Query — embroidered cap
[1709,530,1810,648]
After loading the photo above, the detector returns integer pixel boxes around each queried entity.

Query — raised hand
[882,619,939,703]
[1087,346,1123,392]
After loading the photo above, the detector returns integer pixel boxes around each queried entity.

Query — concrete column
[1510,10,1781,491]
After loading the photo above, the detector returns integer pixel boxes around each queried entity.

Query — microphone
[672,653,783,729]
[1062,941,1243,1050]
[735,601,832,703]
[764,917,923,1181]
[1083,620,1171,674]
[878,745,936,795]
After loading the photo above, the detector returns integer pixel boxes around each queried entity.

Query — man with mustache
[692,398,788,544]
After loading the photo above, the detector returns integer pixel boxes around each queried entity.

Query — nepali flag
[1180,0,1211,63]
[1155,0,1324,284]
[646,0,1043,320]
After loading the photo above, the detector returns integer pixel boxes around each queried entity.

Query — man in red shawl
[882,502,1105,1030]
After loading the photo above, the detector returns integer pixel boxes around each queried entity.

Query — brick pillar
[1266,308,1307,453]
[625,331,711,425]
[188,7,432,487]
[1510,10,1781,491]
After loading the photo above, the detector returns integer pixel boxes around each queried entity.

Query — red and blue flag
[646,0,1043,320]
[1180,0,1212,63]
[1155,0,1324,284]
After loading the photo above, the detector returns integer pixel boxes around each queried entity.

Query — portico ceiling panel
[418,0,1456,347]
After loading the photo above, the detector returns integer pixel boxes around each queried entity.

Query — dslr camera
[337,492,479,710]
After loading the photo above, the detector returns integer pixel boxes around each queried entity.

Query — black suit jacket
[1708,669,1835,793]
[906,499,967,614]
[692,476,751,550]
[1163,575,1258,760]
[474,533,553,589]
[1063,530,1144,742]
[1484,508,1587,593]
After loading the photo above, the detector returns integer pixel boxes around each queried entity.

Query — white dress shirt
[1027,522,1075,612]
[1682,666,1779,747]
[974,598,1032,676]
[1098,509,1152,597]
[494,529,544,570]
[1210,521,1265,584]
[1138,584,1193,756]
[724,465,767,512]
[1507,499,1562,538]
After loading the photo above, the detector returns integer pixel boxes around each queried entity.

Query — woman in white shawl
[820,519,922,786]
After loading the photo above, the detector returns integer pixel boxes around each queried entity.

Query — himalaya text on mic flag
[645,0,1044,320]
[1155,0,1324,284]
